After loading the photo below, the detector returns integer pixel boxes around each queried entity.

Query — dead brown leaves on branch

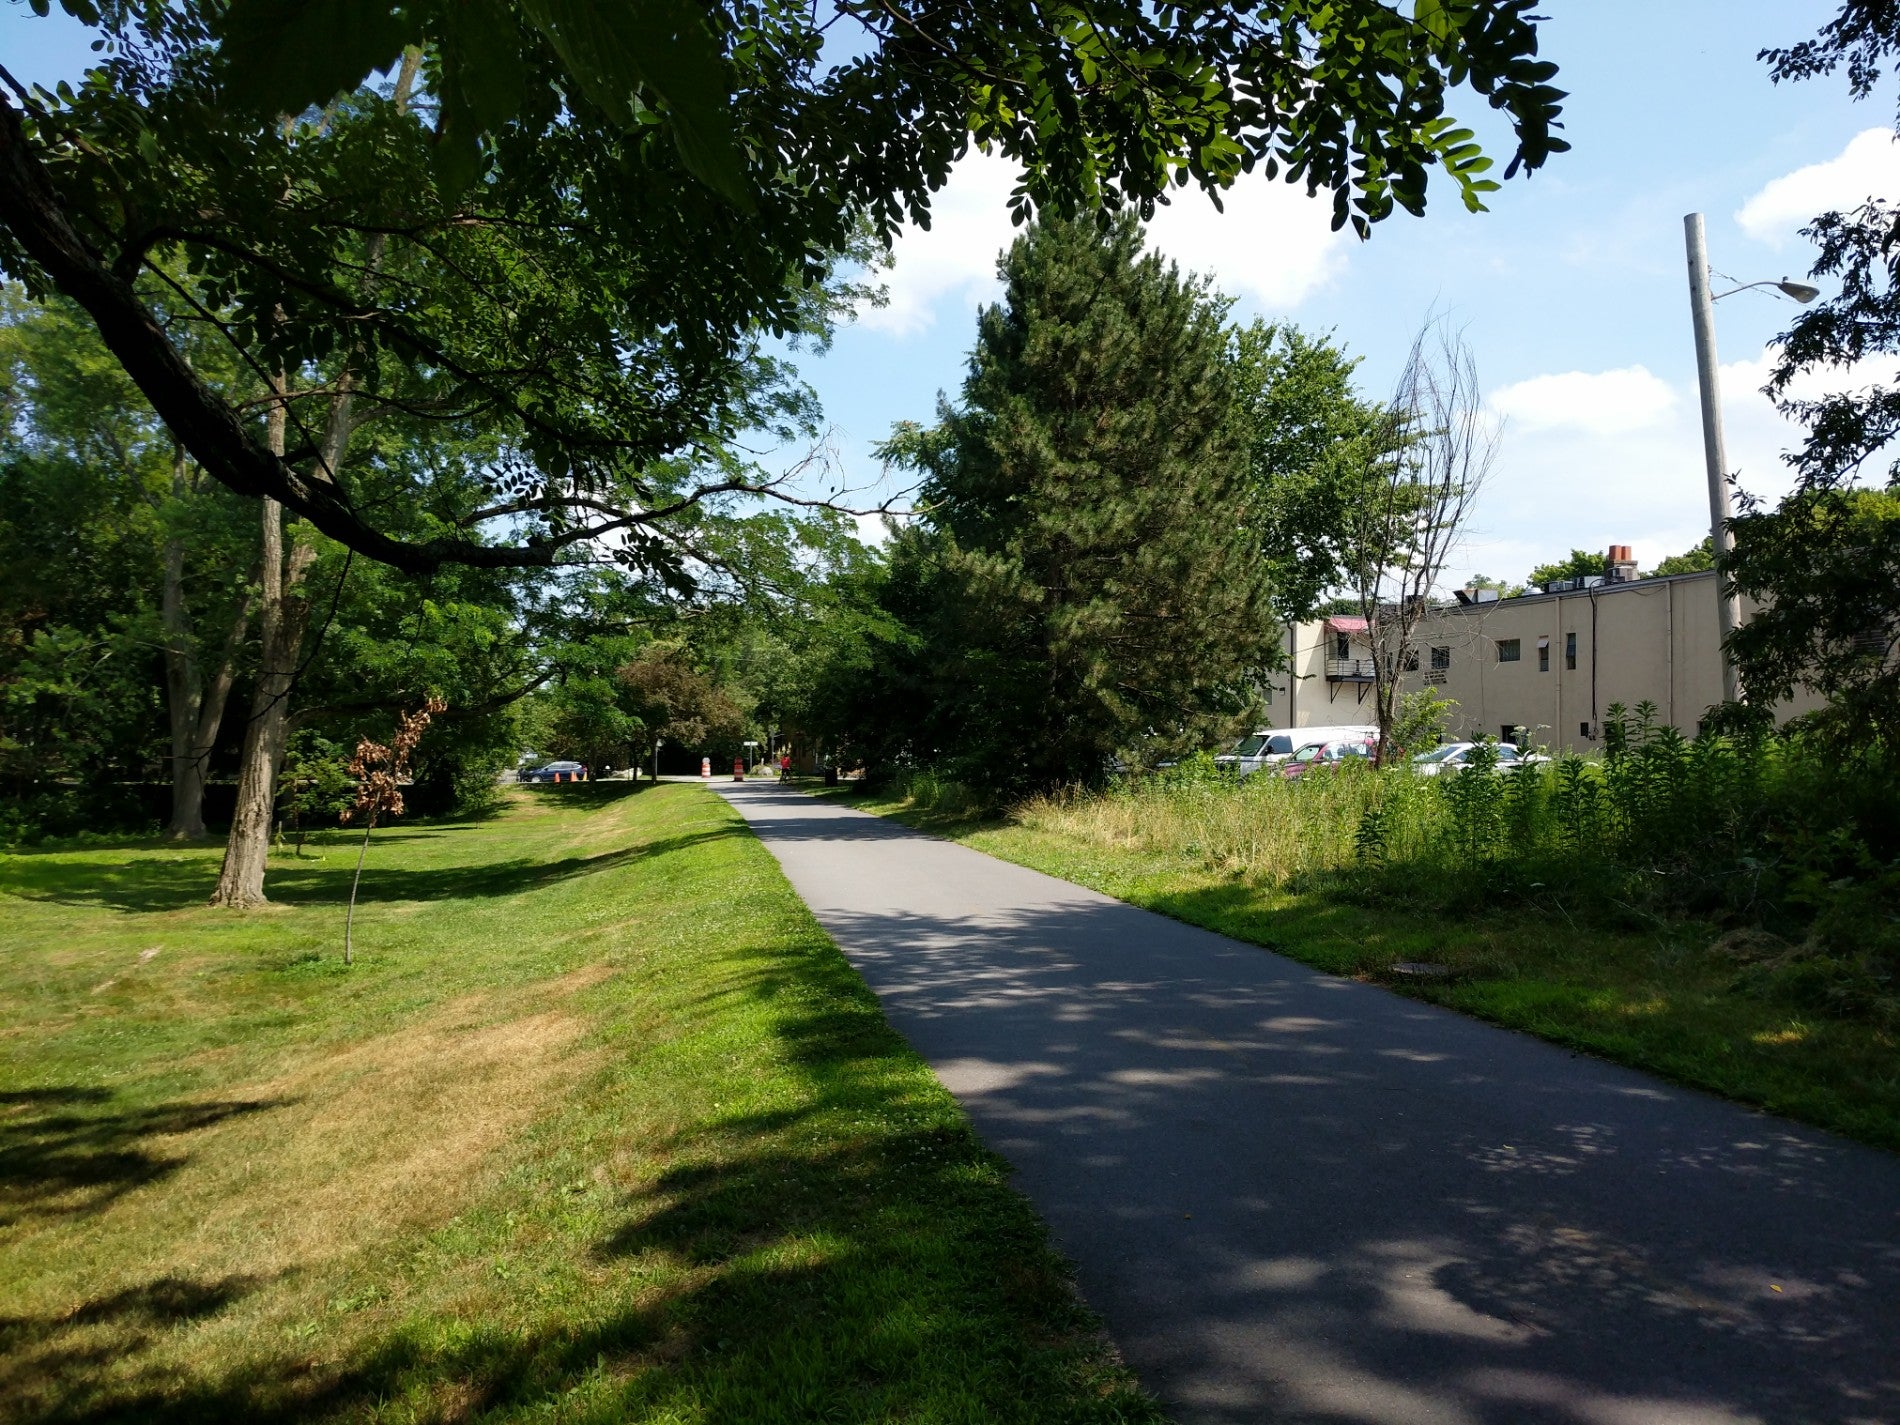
[344,696,446,829]
[342,696,445,965]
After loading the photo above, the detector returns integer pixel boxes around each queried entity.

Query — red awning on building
[1325,615,1369,633]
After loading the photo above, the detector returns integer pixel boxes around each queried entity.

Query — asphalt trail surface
[716,781,1900,1425]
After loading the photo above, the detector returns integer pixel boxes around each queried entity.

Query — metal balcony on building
[1326,657,1377,682]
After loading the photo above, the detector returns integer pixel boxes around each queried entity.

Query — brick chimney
[1606,543,1638,583]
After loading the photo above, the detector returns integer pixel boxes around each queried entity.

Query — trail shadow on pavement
[726,787,1900,1425]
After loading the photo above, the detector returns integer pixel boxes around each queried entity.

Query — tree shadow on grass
[513,782,650,808]
[1,942,1149,1425]
[3,827,747,915]
[0,1275,269,1425]
[264,826,746,907]
[0,1088,286,1229]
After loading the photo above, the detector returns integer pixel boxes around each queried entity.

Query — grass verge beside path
[823,786,1900,1154]
[0,784,1158,1424]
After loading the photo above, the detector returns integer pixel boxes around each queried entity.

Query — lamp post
[1682,212,1820,705]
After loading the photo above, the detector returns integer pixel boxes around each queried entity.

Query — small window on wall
[1402,648,1420,671]
[1497,639,1521,663]
[1334,633,1350,659]
[1430,646,1451,670]
[1537,637,1550,672]
[1566,631,1578,670]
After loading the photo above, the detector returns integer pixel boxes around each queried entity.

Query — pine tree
[882,216,1278,790]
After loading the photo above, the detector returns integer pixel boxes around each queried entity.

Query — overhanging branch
[1,94,637,574]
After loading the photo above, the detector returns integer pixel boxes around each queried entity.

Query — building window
[1334,632,1350,659]
[1580,721,1593,739]
[1538,640,1550,672]
[1501,725,1518,745]
[1565,631,1577,670]
[1402,648,1420,672]
[1430,645,1451,671]
[1497,639,1521,663]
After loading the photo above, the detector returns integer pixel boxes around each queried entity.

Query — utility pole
[1682,212,1744,705]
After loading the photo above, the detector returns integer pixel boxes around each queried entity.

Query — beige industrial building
[1268,561,1818,756]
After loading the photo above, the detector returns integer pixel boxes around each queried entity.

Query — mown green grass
[0,784,1157,1424]
[828,785,1900,1154]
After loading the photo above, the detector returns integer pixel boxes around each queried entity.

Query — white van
[1216,725,1379,778]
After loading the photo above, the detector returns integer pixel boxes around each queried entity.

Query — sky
[5,0,1898,588]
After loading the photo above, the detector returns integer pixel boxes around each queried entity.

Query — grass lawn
[0,784,1158,1424]
[825,786,1900,1155]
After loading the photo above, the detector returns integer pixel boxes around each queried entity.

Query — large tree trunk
[209,380,318,907]
[209,493,315,905]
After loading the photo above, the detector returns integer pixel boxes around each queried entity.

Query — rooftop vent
[1607,543,1639,584]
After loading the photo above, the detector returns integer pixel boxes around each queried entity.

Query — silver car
[1410,742,1549,777]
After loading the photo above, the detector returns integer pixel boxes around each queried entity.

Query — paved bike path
[716,781,1900,1425]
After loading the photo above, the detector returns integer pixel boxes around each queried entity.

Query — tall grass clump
[1010,703,1899,1025]
[1018,750,1445,884]
[875,764,996,819]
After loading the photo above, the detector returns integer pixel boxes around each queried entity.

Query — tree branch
[0,93,656,574]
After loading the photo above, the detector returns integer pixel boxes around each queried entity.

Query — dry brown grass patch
[14,986,609,1314]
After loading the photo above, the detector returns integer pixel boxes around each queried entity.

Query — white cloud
[1145,170,1349,309]
[856,151,1020,338]
[1736,128,1900,248]
[1443,350,1879,589]
[856,152,1349,339]
[1488,365,1677,435]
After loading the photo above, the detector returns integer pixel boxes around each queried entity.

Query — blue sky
[7,1,1897,586]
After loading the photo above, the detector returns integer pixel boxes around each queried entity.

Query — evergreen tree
[881,216,1278,791]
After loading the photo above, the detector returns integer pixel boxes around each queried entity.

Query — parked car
[520,760,588,783]
[1217,724,1378,777]
[1279,738,1377,780]
[1409,742,1550,777]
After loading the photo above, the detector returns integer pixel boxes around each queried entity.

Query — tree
[1728,488,1900,745]
[879,215,1280,790]
[617,644,747,771]
[1390,687,1458,759]
[1230,322,1389,623]
[1,285,257,839]
[1337,322,1496,766]
[1650,538,1714,577]
[1526,548,1606,589]
[0,1,1570,573]
[1466,573,1524,597]
[1738,4,1900,741]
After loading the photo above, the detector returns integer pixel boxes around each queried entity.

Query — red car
[1279,738,1377,780]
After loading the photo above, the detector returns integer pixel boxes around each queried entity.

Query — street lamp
[1682,212,1821,705]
